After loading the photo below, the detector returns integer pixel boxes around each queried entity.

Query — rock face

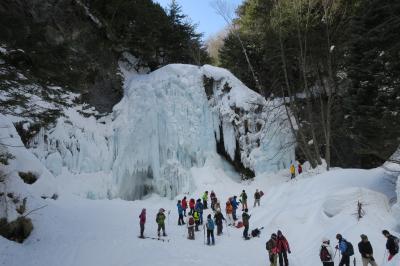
[0,0,122,112]
[30,64,295,200]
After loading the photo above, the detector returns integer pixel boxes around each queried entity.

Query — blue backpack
[207,219,215,230]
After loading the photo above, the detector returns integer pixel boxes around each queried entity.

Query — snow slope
[29,64,294,200]
[0,153,398,266]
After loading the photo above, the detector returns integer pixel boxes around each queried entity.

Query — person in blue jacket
[195,199,204,225]
[230,196,239,221]
[336,234,350,266]
[177,200,185,225]
[206,214,215,245]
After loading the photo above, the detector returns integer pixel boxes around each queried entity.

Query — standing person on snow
[266,233,278,266]
[335,234,352,266]
[177,200,185,225]
[195,199,204,225]
[138,208,146,239]
[240,190,248,211]
[206,214,215,245]
[290,163,296,179]
[254,189,261,207]
[189,198,195,215]
[320,238,334,266]
[202,191,209,209]
[230,196,239,221]
[193,211,200,231]
[298,164,303,175]
[156,208,167,237]
[382,230,399,261]
[182,196,188,217]
[358,234,377,266]
[242,209,251,240]
[225,200,234,226]
[186,214,195,240]
[276,230,291,266]
[210,190,216,210]
[214,209,226,236]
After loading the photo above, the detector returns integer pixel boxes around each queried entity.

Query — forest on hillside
[211,0,400,169]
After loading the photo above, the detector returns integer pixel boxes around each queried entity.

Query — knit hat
[360,234,368,240]
[322,237,329,243]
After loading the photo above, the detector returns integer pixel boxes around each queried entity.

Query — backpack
[251,228,260,237]
[260,191,264,197]
[344,240,354,256]
[188,216,194,226]
[207,219,214,230]
[320,246,332,262]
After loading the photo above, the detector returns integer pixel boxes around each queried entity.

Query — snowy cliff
[29,64,294,200]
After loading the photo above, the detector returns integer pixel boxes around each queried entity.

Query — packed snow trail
[0,157,398,266]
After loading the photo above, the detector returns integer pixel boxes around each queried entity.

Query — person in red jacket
[298,164,303,175]
[139,208,146,238]
[189,198,195,215]
[276,230,291,266]
[182,196,188,217]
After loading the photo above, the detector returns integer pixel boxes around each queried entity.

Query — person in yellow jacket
[202,191,209,209]
[290,164,295,179]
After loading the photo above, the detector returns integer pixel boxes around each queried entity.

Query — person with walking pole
[335,233,354,266]
[358,234,377,266]
[320,237,334,266]
[382,229,399,262]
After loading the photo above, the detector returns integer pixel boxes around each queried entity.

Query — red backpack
[188,217,195,225]
[320,246,331,262]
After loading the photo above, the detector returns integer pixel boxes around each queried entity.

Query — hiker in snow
[230,196,239,221]
[210,190,216,210]
[182,196,188,217]
[186,214,195,240]
[242,208,251,240]
[254,189,261,207]
[335,233,352,266]
[240,190,248,211]
[195,198,204,224]
[139,208,146,238]
[193,211,200,231]
[358,234,377,266]
[202,191,209,209]
[177,200,185,225]
[298,163,303,175]
[276,230,291,266]
[290,163,296,179]
[225,200,234,226]
[206,214,215,245]
[320,238,334,266]
[382,229,399,261]
[266,233,278,266]
[214,208,226,236]
[156,208,167,237]
[189,198,195,215]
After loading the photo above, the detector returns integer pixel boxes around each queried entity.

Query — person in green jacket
[156,208,167,237]
[202,191,209,209]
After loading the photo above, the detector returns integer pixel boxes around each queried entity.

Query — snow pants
[362,257,377,266]
[157,224,166,236]
[339,254,350,266]
[203,200,208,209]
[322,262,334,266]
[232,208,237,221]
[242,200,248,210]
[188,226,195,240]
[254,199,260,207]
[183,208,187,217]
[216,223,223,235]
[278,250,289,266]
[226,213,234,225]
[207,230,215,245]
[140,223,145,237]
[178,214,185,225]
[189,207,194,215]
[195,221,200,231]
[269,254,278,266]
[243,225,249,238]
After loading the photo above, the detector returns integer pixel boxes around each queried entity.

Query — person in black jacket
[214,209,226,236]
[358,234,377,266]
[382,229,399,261]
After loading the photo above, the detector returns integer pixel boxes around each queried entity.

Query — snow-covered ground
[0,152,398,266]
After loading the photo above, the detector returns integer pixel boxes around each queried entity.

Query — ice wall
[29,64,295,200]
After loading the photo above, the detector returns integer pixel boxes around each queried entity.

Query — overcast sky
[154,0,243,40]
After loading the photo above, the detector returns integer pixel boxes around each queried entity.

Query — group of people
[290,162,302,179]
[316,230,399,266]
